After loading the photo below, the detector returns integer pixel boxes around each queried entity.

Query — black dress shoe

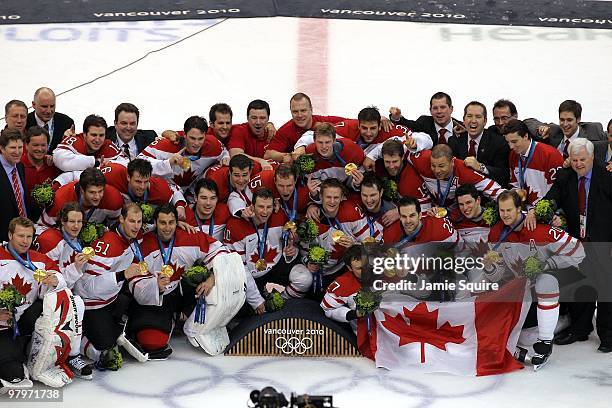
[553,332,589,345]
[598,344,612,353]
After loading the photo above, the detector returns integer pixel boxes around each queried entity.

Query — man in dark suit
[524,100,607,162]
[544,138,612,352]
[447,101,510,187]
[0,128,29,242]
[26,87,74,153]
[105,103,157,160]
[389,91,463,145]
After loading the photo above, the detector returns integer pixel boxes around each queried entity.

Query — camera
[249,387,336,408]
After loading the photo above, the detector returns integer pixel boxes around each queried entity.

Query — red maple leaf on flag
[249,246,279,265]
[8,274,33,296]
[381,302,465,363]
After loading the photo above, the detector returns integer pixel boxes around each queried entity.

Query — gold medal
[344,163,358,175]
[138,261,149,275]
[34,268,47,283]
[516,189,527,203]
[255,258,268,271]
[331,230,344,243]
[383,267,397,278]
[160,264,174,278]
[386,247,399,258]
[484,250,501,264]
[434,207,448,219]
[283,221,297,232]
[181,157,191,171]
[362,236,377,244]
[82,247,94,260]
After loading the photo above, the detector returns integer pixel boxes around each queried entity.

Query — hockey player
[124,204,243,357]
[407,144,503,212]
[485,190,585,370]
[180,179,231,241]
[502,119,564,230]
[207,103,234,147]
[0,217,76,389]
[204,154,255,203]
[358,173,399,241]
[303,122,365,183]
[139,115,227,192]
[227,99,276,169]
[100,159,187,220]
[321,245,365,330]
[373,139,432,211]
[303,178,370,289]
[264,92,347,163]
[227,164,313,219]
[225,188,313,307]
[37,167,123,233]
[75,203,147,370]
[53,114,121,172]
[35,202,95,379]
[452,183,490,243]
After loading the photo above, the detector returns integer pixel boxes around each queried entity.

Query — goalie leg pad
[185,253,246,355]
[27,289,77,387]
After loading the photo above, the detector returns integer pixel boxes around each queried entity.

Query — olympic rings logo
[274,336,313,355]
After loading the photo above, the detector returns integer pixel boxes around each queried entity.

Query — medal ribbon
[517,141,537,189]
[251,220,269,260]
[7,244,37,272]
[62,230,83,253]
[394,223,423,248]
[492,214,526,251]
[194,205,215,236]
[156,234,175,266]
[436,170,455,207]
[117,226,144,262]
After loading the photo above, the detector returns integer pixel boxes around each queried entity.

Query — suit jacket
[447,129,510,187]
[524,118,607,160]
[106,127,158,155]
[391,115,461,145]
[544,164,612,242]
[0,162,29,242]
[26,111,75,153]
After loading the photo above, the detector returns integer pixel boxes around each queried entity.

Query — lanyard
[492,214,525,251]
[62,230,83,253]
[436,171,455,207]
[75,184,96,221]
[194,205,215,236]
[127,186,148,203]
[7,244,37,272]
[394,223,423,248]
[117,226,144,262]
[332,142,346,166]
[324,214,345,233]
[156,234,175,266]
[517,141,537,189]
[251,220,269,259]
[281,190,298,222]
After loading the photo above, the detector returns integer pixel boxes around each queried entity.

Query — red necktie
[438,128,447,144]
[468,139,477,157]
[11,168,26,218]
[578,176,586,216]
[563,139,570,159]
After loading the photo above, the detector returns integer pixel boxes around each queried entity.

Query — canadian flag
[359,278,531,376]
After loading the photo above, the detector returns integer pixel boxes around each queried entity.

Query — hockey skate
[96,345,123,371]
[66,354,94,380]
[531,339,553,371]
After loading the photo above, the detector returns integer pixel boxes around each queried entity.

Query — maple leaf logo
[8,274,33,296]
[169,262,185,282]
[381,303,465,363]
[524,185,540,205]
[249,246,279,265]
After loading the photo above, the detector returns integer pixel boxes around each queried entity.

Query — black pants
[0,300,43,381]
[253,257,299,293]
[83,292,131,351]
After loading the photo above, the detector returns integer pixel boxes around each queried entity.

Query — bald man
[26,87,74,153]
